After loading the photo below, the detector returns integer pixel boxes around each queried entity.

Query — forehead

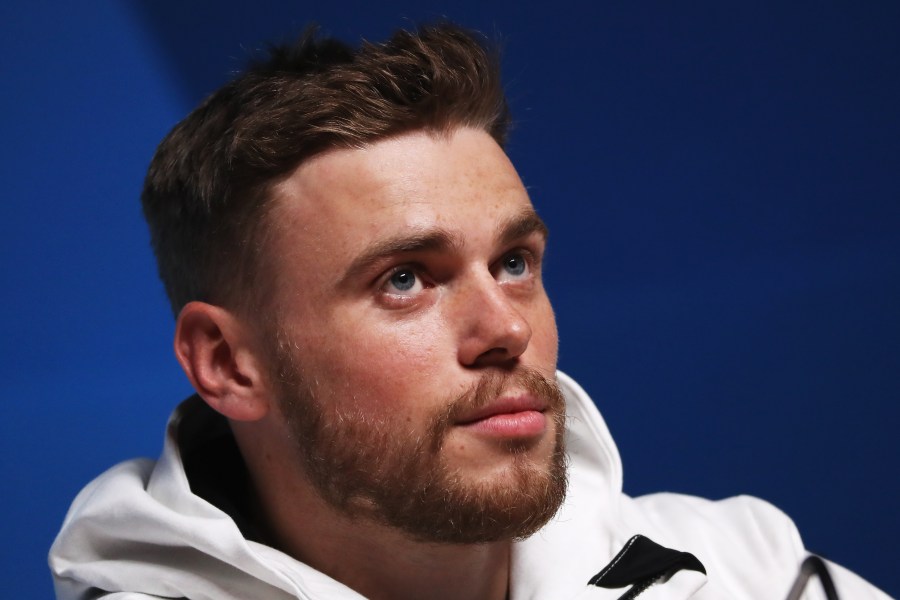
[268,128,535,257]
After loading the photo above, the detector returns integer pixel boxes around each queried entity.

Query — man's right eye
[383,268,422,295]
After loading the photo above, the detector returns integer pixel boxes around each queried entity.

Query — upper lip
[456,393,548,425]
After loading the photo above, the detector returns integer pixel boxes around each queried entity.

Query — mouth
[455,394,549,439]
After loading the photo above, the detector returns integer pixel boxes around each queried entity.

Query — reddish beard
[274,358,568,545]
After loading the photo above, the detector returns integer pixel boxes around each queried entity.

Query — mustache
[427,368,566,450]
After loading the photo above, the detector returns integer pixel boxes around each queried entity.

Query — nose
[455,272,533,368]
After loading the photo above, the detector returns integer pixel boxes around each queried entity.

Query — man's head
[146,24,567,547]
[262,127,566,543]
[142,23,510,318]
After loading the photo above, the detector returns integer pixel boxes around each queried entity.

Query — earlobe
[174,301,270,422]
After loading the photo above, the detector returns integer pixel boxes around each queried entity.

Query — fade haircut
[142,23,510,317]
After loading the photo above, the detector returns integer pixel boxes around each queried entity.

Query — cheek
[302,312,450,411]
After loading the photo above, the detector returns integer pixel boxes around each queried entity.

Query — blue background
[2,1,898,597]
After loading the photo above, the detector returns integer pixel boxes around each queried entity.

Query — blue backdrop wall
[2,1,898,597]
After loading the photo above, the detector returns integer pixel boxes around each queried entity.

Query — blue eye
[377,266,427,305]
[502,254,527,277]
[388,269,417,291]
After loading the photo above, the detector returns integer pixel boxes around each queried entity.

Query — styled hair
[141,23,510,317]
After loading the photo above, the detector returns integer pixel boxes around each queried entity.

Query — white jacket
[49,372,890,599]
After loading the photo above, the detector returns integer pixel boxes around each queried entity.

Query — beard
[271,343,568,545]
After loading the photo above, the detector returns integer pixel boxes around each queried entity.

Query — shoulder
[623,493,892,598]
[59,458,158,526]
[623,493,806,597]
[630,492,805,559]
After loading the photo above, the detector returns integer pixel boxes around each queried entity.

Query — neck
[233,421,511,600]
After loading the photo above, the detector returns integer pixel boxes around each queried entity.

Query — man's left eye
[497,252,530,281]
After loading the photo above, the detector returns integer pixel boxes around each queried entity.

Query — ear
[174,301,270,422]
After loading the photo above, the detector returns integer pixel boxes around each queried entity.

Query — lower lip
[462,410,547,438]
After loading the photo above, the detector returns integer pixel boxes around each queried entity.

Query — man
[50,23,888,600]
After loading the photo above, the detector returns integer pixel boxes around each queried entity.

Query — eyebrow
[339,207,549,287]
[340,228,463,287]
[497,208,549,247]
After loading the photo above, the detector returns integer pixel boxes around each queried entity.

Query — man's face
[262,127,565,543]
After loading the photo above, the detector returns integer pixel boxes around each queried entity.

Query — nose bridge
[453,267,532,366]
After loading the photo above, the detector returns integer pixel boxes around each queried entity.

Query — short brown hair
[141,23,510,317]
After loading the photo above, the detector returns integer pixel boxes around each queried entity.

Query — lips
[456,394,549,438]
[456,394,548,425]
